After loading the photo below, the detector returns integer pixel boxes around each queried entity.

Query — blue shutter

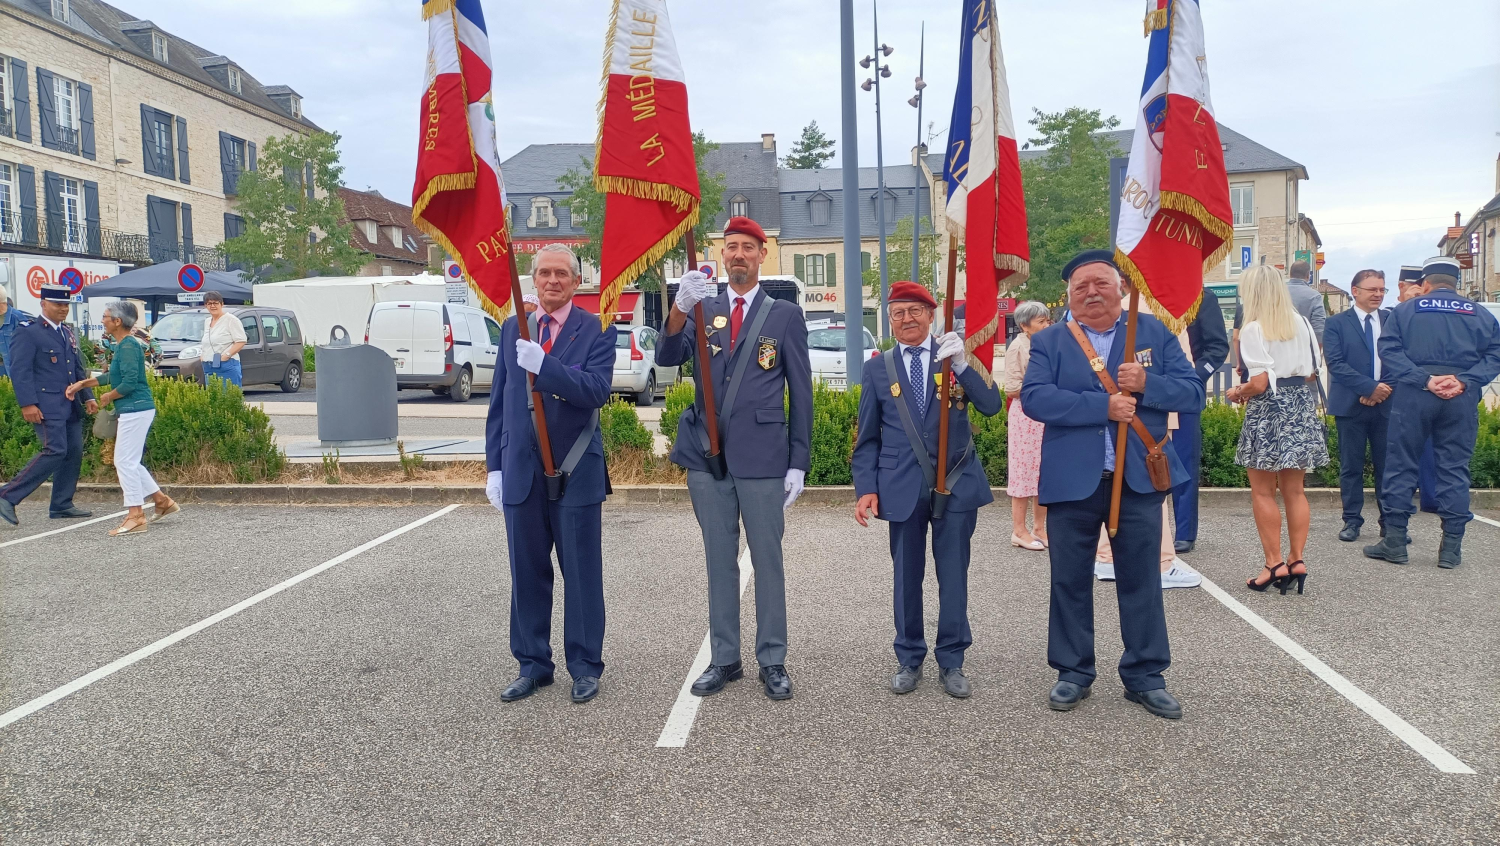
[223,212,244,241]
[36,69,56,150]
[304,161,314,198]
[219,132,235,194]
[77,82,95,159]
[9,60,30,143]
[180,202,194,263]
[42,171,62,250]
[176,116,190,184]
[16,165,37,245]
[140,105,157,175]
[247,140,256,171]
[83,180,101,254]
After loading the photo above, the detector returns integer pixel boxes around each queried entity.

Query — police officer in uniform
[1396,266,1441,514]
[1365,256,1500,569]
[0,285,96,526]
[852,281,1002,698]
[657,216,813,701]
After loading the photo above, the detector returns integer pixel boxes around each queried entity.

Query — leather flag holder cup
[1065,322,1173,492]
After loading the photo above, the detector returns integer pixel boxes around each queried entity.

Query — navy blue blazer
[656,289,812,478]
[1020,313,1204,505]
[851,347,1003,523]
[1324,307,1394,418]
[7,318,94,416]
[485,306,616,507]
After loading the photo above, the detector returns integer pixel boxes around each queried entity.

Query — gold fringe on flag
[1143,6,1169,36]
[963,314,999,388]
[1159,190,1235,274]
[421,0,455,21]
[1112,248,1204,336]
[595,206,700,328]
[593,176,698,214]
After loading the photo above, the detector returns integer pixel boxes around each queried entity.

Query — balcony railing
[0,211,228,271]
[0,109,14,140]
[55,126,80,157]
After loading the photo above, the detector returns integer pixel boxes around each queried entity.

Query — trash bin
[315,325,397,447]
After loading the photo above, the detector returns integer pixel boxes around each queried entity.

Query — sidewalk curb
[53,483,1500,509]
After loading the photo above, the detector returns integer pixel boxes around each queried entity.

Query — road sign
[443,260,464,282]
[58,266,85,295]
[177,292,205,304]
[1240,246,1252,269]
[178,263,205,292]
[1294,250,1312,265]
[1315,251,1326,270]
[445,282,468,304]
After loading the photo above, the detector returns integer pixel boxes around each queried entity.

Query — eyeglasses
[888,305,932,320]
[1355,286,1387,295]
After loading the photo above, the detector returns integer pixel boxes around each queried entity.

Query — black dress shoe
[1124,687,1182,720]
[690,661,743,697]
[1048,680,1092,711]
[1338,523,1361,542]
[939,667,971,699]
[500,675,553,702]
[1173,540,1195,554]
[890,665,922,694]
[758,664,793,700]
[49,506,92,519]
[570,676,600,703]
[0,498,16,526]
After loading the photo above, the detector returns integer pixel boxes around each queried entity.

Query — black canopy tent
[82,261,251,322]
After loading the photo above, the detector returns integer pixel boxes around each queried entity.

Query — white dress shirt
[902,336,933,400]
[1352,304,1382,381]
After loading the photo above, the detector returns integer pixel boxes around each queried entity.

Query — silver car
[613,324,679,406]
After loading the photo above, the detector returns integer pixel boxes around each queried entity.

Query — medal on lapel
[890,382,902,398]
[711,315,728,330]
[757,339,778,370]
[709,343,723,356]
[1134,348,1154,367]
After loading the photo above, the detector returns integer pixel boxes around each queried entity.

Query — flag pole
[934,237,958,514]
[682,231,723,467]
[1107,283,1140,537]
[507,249,557,480]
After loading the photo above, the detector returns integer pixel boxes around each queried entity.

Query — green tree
[863,216,943,300]
[782,121,836,169]
[222,132,364,282]
[1014,107,1121,304]
[556,132,726,293]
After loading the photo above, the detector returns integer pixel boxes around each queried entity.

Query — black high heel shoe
[1281,560,1308,595]
[1247,562,1290,593]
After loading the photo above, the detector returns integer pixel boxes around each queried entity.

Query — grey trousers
[686,470,788,667]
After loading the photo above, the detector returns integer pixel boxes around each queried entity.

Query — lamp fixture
[860,78,874,92]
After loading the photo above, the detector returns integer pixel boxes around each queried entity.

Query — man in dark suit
[485,245,617,705]
[1171,287,1229,554]
[0,285,96,527]
[657,216,813,701]
[1325,269,1395,542]
[1020,251,1204,720]
[851,281,1002,699]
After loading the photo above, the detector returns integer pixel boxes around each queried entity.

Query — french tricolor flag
[412,0,515,318]
[1113,0,1233,332]
[943,0,1028,387]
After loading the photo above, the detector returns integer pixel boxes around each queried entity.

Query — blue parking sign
[1240,246,1252,269]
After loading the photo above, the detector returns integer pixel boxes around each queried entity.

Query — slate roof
[338,188,430,264]
[778,170,930,242]
[2,0,320,130]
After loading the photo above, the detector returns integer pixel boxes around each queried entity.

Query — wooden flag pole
[507,249,556,479]
[935,238,959,498]
[1107,283,1141,537]
[682,230,723,462]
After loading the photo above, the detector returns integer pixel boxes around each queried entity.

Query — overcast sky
[138,0,1500,292]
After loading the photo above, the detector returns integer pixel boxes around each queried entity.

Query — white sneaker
[1161,558,1202,590]
[1094,561,1115,581]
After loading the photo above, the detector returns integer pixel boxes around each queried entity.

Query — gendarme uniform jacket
[7,317,94,417]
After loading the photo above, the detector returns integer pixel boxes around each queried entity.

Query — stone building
[0,0,318,303]
[1439,154,1500,303]
[338,187,432,277]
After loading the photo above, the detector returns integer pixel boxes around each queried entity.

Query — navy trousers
[1419,439,1439,513]
[1047,478,1171,692]
[889,497,977,670]
[0,410,84,513]
[1170,411,1202,543]
[1380,386,1478,536]
[1334,407,1389,529]
[501,477,606,680]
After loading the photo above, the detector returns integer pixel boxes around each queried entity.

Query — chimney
[1456,212,1463,226]
[762,133,775,152]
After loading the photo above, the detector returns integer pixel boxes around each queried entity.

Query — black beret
[1061,249,1118,282]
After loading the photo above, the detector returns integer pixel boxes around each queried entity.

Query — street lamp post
[839,0,862,386]
[908,23,926,297]
[860,2,894,339]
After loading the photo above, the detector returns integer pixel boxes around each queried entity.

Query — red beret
[724,216,767,244]
[888,280,937,309]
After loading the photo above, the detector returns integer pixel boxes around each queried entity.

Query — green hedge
[601,397,653,457]
[660,381,694,449]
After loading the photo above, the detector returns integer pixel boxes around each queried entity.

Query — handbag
[92,406,118,440]
[1065,322,1173,492]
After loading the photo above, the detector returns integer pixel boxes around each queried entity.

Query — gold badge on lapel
[890,382,902,398]
[1134,348,1154,367]
[757,339,778,370]
[711,315,728,330]
[1089,356,1105,372]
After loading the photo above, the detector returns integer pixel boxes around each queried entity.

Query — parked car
[613,324,679,406]
[152,306,305,392]
[806,319,879,390]
[364,301,501,402]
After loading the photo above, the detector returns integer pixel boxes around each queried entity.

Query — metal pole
[911,23,924,295]
[872,0,890,341]
[840,0,862,385]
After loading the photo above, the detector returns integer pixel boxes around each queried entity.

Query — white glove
[675,270,710,313]
[783,468,806,511]
[516,338,544,374]
[936,331,967,375]
[486,470,503,512]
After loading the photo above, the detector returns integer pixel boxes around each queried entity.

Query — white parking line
[0,510,130,549]
[1471,514,1500,530]
[656,546,754,748]
[1198,575,1475,774]
[0,504,461,731]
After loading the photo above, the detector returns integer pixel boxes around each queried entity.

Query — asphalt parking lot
[2,499,1496,844]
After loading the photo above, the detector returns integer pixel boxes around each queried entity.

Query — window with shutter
[176,116,190,184]
[180,202,194,262]
[36,69,56,150]
[82,180,99,253]
[805,255,824,287]
[77,82,93,159]
[0,162,16,242]
[793,253,805,282]
[7,59,29,143]
[809,195,831,226]
[16,164,35,244]
[59,177,83,252]
[826,253,837,287]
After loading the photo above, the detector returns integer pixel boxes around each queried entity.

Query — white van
[365,301,501,402]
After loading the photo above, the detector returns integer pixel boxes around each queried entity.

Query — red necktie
[730,297,745,348]
[538,314,554,353]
